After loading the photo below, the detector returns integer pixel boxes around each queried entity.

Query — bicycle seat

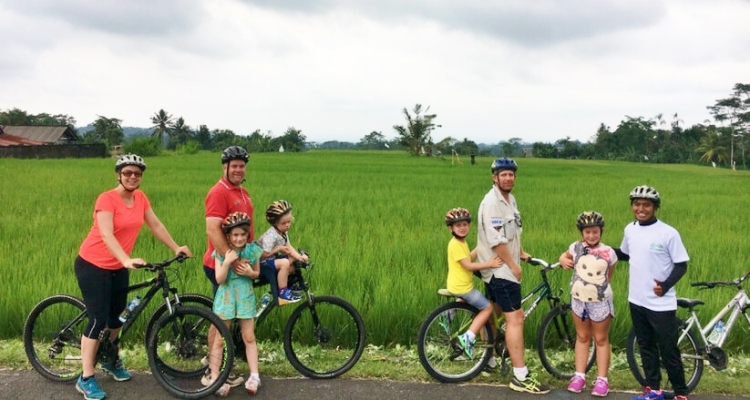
[677,298,704,309]
[437,289,455,297]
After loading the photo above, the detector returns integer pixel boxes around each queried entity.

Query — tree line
[2,83,747,167]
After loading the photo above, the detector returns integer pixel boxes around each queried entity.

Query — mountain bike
[23,254,235,400]
[626,270,750,394]
[416,257,595,383]
[145,250,367,379]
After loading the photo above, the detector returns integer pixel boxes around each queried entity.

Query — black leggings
[75,256,129,339]
[629,302,687,395]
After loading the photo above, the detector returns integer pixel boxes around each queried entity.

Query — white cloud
[1,0,749,144]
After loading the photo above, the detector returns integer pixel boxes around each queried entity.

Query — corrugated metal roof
[0,133,45,146]
[1,125,77,144]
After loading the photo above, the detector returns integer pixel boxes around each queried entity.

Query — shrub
[124,137,161,157]
[176,140,200,155]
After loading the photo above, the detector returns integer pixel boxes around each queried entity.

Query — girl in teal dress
[207,212,263,396]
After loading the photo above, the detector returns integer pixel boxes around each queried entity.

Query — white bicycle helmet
[629,185,660,207]
[115,154,146,172]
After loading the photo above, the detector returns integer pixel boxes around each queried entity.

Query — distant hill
[77,125,151,137]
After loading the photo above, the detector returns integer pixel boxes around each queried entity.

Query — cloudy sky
[2,0,749,144]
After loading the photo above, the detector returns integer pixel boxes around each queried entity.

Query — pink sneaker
[567,375,586,393]
[592,377,609,397]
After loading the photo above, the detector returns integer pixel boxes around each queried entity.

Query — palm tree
[150,109,174,147]
[695,129,729,165]
[393,104,438,156]
[169,117,192,149]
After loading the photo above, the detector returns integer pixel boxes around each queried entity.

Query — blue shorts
[260,254,288,270]
[488,277,522,312]
[457,288,491,310]
[203,265,219,296]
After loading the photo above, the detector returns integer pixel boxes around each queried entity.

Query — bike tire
[626,325,703,395]
[147,306,235,400]
[283,295,366,379]
[537,303,596,380]
[417,302,493,383]
[23,294,87,383]
[144,294,214,349]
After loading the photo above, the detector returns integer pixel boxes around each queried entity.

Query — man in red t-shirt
[202,145,254,388]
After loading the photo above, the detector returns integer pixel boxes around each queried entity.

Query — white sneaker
[202,371,244,387]
[245,377,261,395]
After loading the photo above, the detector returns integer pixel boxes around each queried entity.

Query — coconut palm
[393,104,438,156]
[695,129,729,165]
[150,109,174,147]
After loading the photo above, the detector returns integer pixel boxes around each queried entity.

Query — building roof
[0,133,45,146]
[1,125,77,144]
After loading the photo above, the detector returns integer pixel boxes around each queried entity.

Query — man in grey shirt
[477,158,549,394]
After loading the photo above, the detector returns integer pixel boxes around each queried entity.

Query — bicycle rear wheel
[537,303,595,380]
[626,326,703,395]
[283,295,366,379]
[417,302,492,383]
[147,306,234,400]
[23,294,87,382]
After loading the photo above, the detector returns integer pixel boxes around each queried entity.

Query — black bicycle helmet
[629,185,661,207]
[221,146,249,164]
[265,200,293,225]
[115,154,146,172]
[222,212,251,234]
[576,211,605,230]
[445,208,472,226]
[491,157,517,174]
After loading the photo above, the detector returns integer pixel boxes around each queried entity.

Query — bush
[176,140,200,155]
[124,137,161,157]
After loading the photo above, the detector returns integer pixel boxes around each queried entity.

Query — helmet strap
[451,231,467,240]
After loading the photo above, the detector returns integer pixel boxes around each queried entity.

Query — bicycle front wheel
[537,303,595,380]
[417,302,493,383]
[147,306,234,400]
[144,294,214,349]
[626,326,703,395]
[24,294,88,383]
[283,295,366,379]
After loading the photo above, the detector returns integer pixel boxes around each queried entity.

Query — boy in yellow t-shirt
[445,208,502,359]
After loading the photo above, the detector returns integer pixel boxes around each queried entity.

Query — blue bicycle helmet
[491,157,517,174]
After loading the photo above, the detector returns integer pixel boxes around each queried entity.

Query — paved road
[2,370,748,400]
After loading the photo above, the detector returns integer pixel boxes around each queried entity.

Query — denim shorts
[457,288,491,310]
[488,277,522,312]
[571,297,614,322]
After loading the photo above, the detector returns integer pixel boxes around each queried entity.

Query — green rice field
[1,150,749,353]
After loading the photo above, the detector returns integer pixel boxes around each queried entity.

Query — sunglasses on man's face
[120,170,143,178]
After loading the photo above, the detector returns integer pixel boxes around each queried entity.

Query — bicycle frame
[490,259,565,330]
[684,285,750,349]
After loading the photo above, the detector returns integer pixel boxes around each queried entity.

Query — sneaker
[278,288,302,303]
[76,375,107,400]
[509,373,551,395]
[480,363,497,377]
[100,359,131,381]
[245,377,261,395]
[202,370,244,387]
[457,333,475,360]
[631,387,664,400]
[674,396,688,400]
[205,377,231,397]
[567,375,586,393]
[591,377,609,397]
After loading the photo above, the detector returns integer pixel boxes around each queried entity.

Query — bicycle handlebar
[525,257,562,270]
[691,270,750,289]
[137,253,189,271]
